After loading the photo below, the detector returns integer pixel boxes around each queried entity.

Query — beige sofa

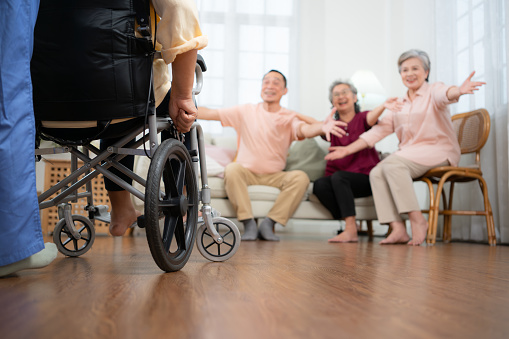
[202,134,379,236]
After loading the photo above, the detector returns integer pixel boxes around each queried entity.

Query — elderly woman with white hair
[324,49,486,245]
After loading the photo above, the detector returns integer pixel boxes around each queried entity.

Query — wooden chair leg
[421,178,436,245]
[428,177,447,246]
[443,183,453,243]
[367,220,373,241]
[478,178,497,246]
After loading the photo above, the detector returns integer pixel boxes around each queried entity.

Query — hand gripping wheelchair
[32,0,240,272]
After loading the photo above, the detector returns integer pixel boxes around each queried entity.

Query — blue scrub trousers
[0,0,44,266]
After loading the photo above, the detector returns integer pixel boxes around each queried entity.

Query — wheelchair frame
[35,61,241,272]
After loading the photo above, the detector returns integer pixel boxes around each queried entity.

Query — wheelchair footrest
[93,205,111,223]
[137,215,146,228]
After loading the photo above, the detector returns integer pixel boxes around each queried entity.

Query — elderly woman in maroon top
[313,80,401,243]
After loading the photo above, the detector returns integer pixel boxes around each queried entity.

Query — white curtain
[435,0,509,244]
[195,0,301,135]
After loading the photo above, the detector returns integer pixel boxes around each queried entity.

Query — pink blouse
[360,81,461,167]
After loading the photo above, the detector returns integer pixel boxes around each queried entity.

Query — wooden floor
[1,233,508,339]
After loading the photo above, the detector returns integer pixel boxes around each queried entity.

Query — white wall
[298,0,436,121]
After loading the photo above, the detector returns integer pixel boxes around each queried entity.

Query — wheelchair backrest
[31,0,155,122]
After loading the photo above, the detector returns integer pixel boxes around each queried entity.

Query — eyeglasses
[332,89,351,98]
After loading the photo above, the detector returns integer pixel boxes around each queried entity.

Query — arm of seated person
[295,113,320,124]
[197,106,221,121]
[297,119,347,140]
[366,97,403,126]
[169,49,198,132]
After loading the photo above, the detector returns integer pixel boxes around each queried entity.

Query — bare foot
[110,208,141,236]
[328,230,358,243]
[380,228,410,245]
[406,211,429,246]
[407,219,428,246]
[108,190,141,237]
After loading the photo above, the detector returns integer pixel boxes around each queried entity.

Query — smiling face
[261,71,288,104]
[399,57,429,92]
[331,83,357,114]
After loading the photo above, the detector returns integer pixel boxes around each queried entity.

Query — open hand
[384,97,404,112]
[459,71,486,95]
[322,117,347,141]
[324,146,349,161]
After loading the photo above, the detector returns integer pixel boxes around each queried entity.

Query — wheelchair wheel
[196,217,241,262]
[52,215,95,257]
[145,139,198,272]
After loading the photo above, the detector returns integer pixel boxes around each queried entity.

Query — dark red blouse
[324,110,380,176]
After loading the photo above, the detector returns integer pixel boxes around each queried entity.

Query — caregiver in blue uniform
[0,0,57,277]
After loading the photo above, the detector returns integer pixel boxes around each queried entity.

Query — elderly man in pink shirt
[325,49,485,246]
[198,70,345,241]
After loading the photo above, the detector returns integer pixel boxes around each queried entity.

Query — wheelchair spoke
[62,236,72,246]
[222,230,233,238]
[222,241,233,248]
[174,161,186,194]
[175,218,186,251]
[73,239,79,251]
[158,197,180,208]
[162,215,177,253]
[163,163,178,197]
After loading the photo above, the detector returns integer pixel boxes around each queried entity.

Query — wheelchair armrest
[197,54,207,72]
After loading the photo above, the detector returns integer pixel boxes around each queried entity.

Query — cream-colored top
[44,0,207,128]
[152,0,208,106]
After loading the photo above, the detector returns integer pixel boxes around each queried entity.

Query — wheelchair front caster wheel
[53,215,95,257]
[196,217,241,262]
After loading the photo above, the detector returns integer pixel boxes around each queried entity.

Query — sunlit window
[439,0,507,113]
[195,0,300,134]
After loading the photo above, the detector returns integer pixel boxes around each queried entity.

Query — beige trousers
[369,155,448,224]
[223,162,310,225]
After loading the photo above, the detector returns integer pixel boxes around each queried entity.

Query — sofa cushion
[204,143,236,178]
[209,177,227,198]
[208,178,309,202]
[284,138,327,181]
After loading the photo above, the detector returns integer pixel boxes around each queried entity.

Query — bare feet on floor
[108,191,142,236]
[407,219,428,246]
[109,209,141,236]
[328,230,358,243]
[379,226,410,245]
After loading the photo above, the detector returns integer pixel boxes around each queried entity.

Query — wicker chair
[417,108,496,245]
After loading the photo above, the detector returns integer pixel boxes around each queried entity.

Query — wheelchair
[35,56,241,272]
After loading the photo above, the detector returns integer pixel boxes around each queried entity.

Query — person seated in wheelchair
[34,0,207,237]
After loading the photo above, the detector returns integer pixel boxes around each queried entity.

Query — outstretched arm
[295,113,320,124]
[446,71,486,101]
[297,119,348,139]
[324,138,369,161]
[366,97,403,126]
[197,106,220,121]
